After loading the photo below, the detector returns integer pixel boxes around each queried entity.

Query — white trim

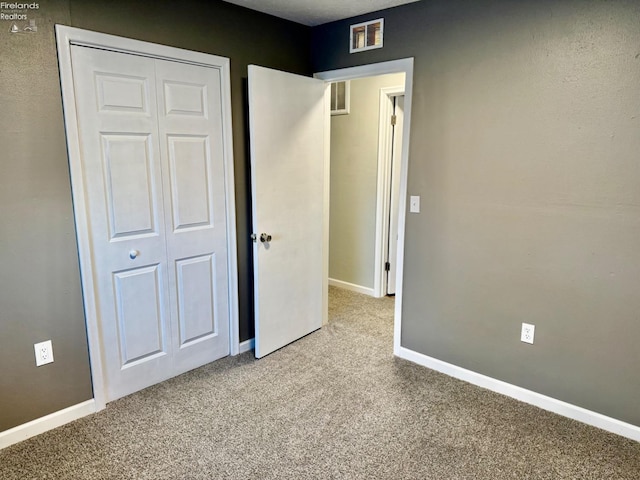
[220,55,240,358]
[238,338,254,354]
[315,58,413,83]
[374,86,404,298]
[398,347,640,443]
[316,58,414,358]
[55,25,240,408]
[329,278,376,297]
[0,400,96,450]
[56,25,107,410]
[323,84,332,326]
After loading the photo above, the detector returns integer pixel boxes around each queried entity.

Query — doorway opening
[327,74,405,298]
[316,58,414,356]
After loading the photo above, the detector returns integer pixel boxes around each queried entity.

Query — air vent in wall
[350,18,384,53]
[330,81,350,115]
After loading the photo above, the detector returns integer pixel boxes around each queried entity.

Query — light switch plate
[410,195,420,213]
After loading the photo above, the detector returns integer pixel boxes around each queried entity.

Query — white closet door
[71,46,173,400]
[70,46,230,401]
[155,59,230,373]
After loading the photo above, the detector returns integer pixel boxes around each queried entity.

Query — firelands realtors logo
[1,2,39,33]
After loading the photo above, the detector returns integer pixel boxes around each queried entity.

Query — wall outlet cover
[34,340,54,366]
[521,323,535,344]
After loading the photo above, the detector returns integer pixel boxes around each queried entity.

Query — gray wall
[0,0,311,432]
[0,0,91,433]
[313,0,640,427]
[330,73,404,290]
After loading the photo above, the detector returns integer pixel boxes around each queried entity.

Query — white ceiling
[222,0,422,27]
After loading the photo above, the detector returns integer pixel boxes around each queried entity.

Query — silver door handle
[260,233,272,243]
[129,249,140,259]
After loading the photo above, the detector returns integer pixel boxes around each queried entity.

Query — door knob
[260,233,272,243]
[129,249,140,259]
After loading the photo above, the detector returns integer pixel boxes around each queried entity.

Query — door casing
[56,25,240,411]
[316,58,414,356]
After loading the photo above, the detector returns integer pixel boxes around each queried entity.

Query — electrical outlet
[521,323,535,344]
[34,340,54,366]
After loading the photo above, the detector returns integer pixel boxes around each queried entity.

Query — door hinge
[391,115,397,126]
[385,262,391,271]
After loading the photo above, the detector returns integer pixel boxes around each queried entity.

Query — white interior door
[248,65,328,358]
[387,96,404,295]
[70,45,229,401]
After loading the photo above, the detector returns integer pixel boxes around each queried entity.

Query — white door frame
[56,25,240,411]
[315,58,414,356]
[377,86,404,297]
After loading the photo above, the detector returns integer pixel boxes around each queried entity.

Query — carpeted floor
[1,287,639,479]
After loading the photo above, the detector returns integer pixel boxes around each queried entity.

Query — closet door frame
[56,25,239,411]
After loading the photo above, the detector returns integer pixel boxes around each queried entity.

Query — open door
[386,95,404,295]
[247,65,328,358]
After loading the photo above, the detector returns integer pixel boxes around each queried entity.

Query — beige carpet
[1,287,638,479]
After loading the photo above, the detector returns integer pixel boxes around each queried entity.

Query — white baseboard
[329,278,375,297]
[398,346,640,443]
[0,399,96,450]
[238,338,254,354]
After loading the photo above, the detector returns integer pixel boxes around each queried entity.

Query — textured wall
[313,0,640,426]
[329,73,405,290]
[0,0,93,432]
[0,0,311,432]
